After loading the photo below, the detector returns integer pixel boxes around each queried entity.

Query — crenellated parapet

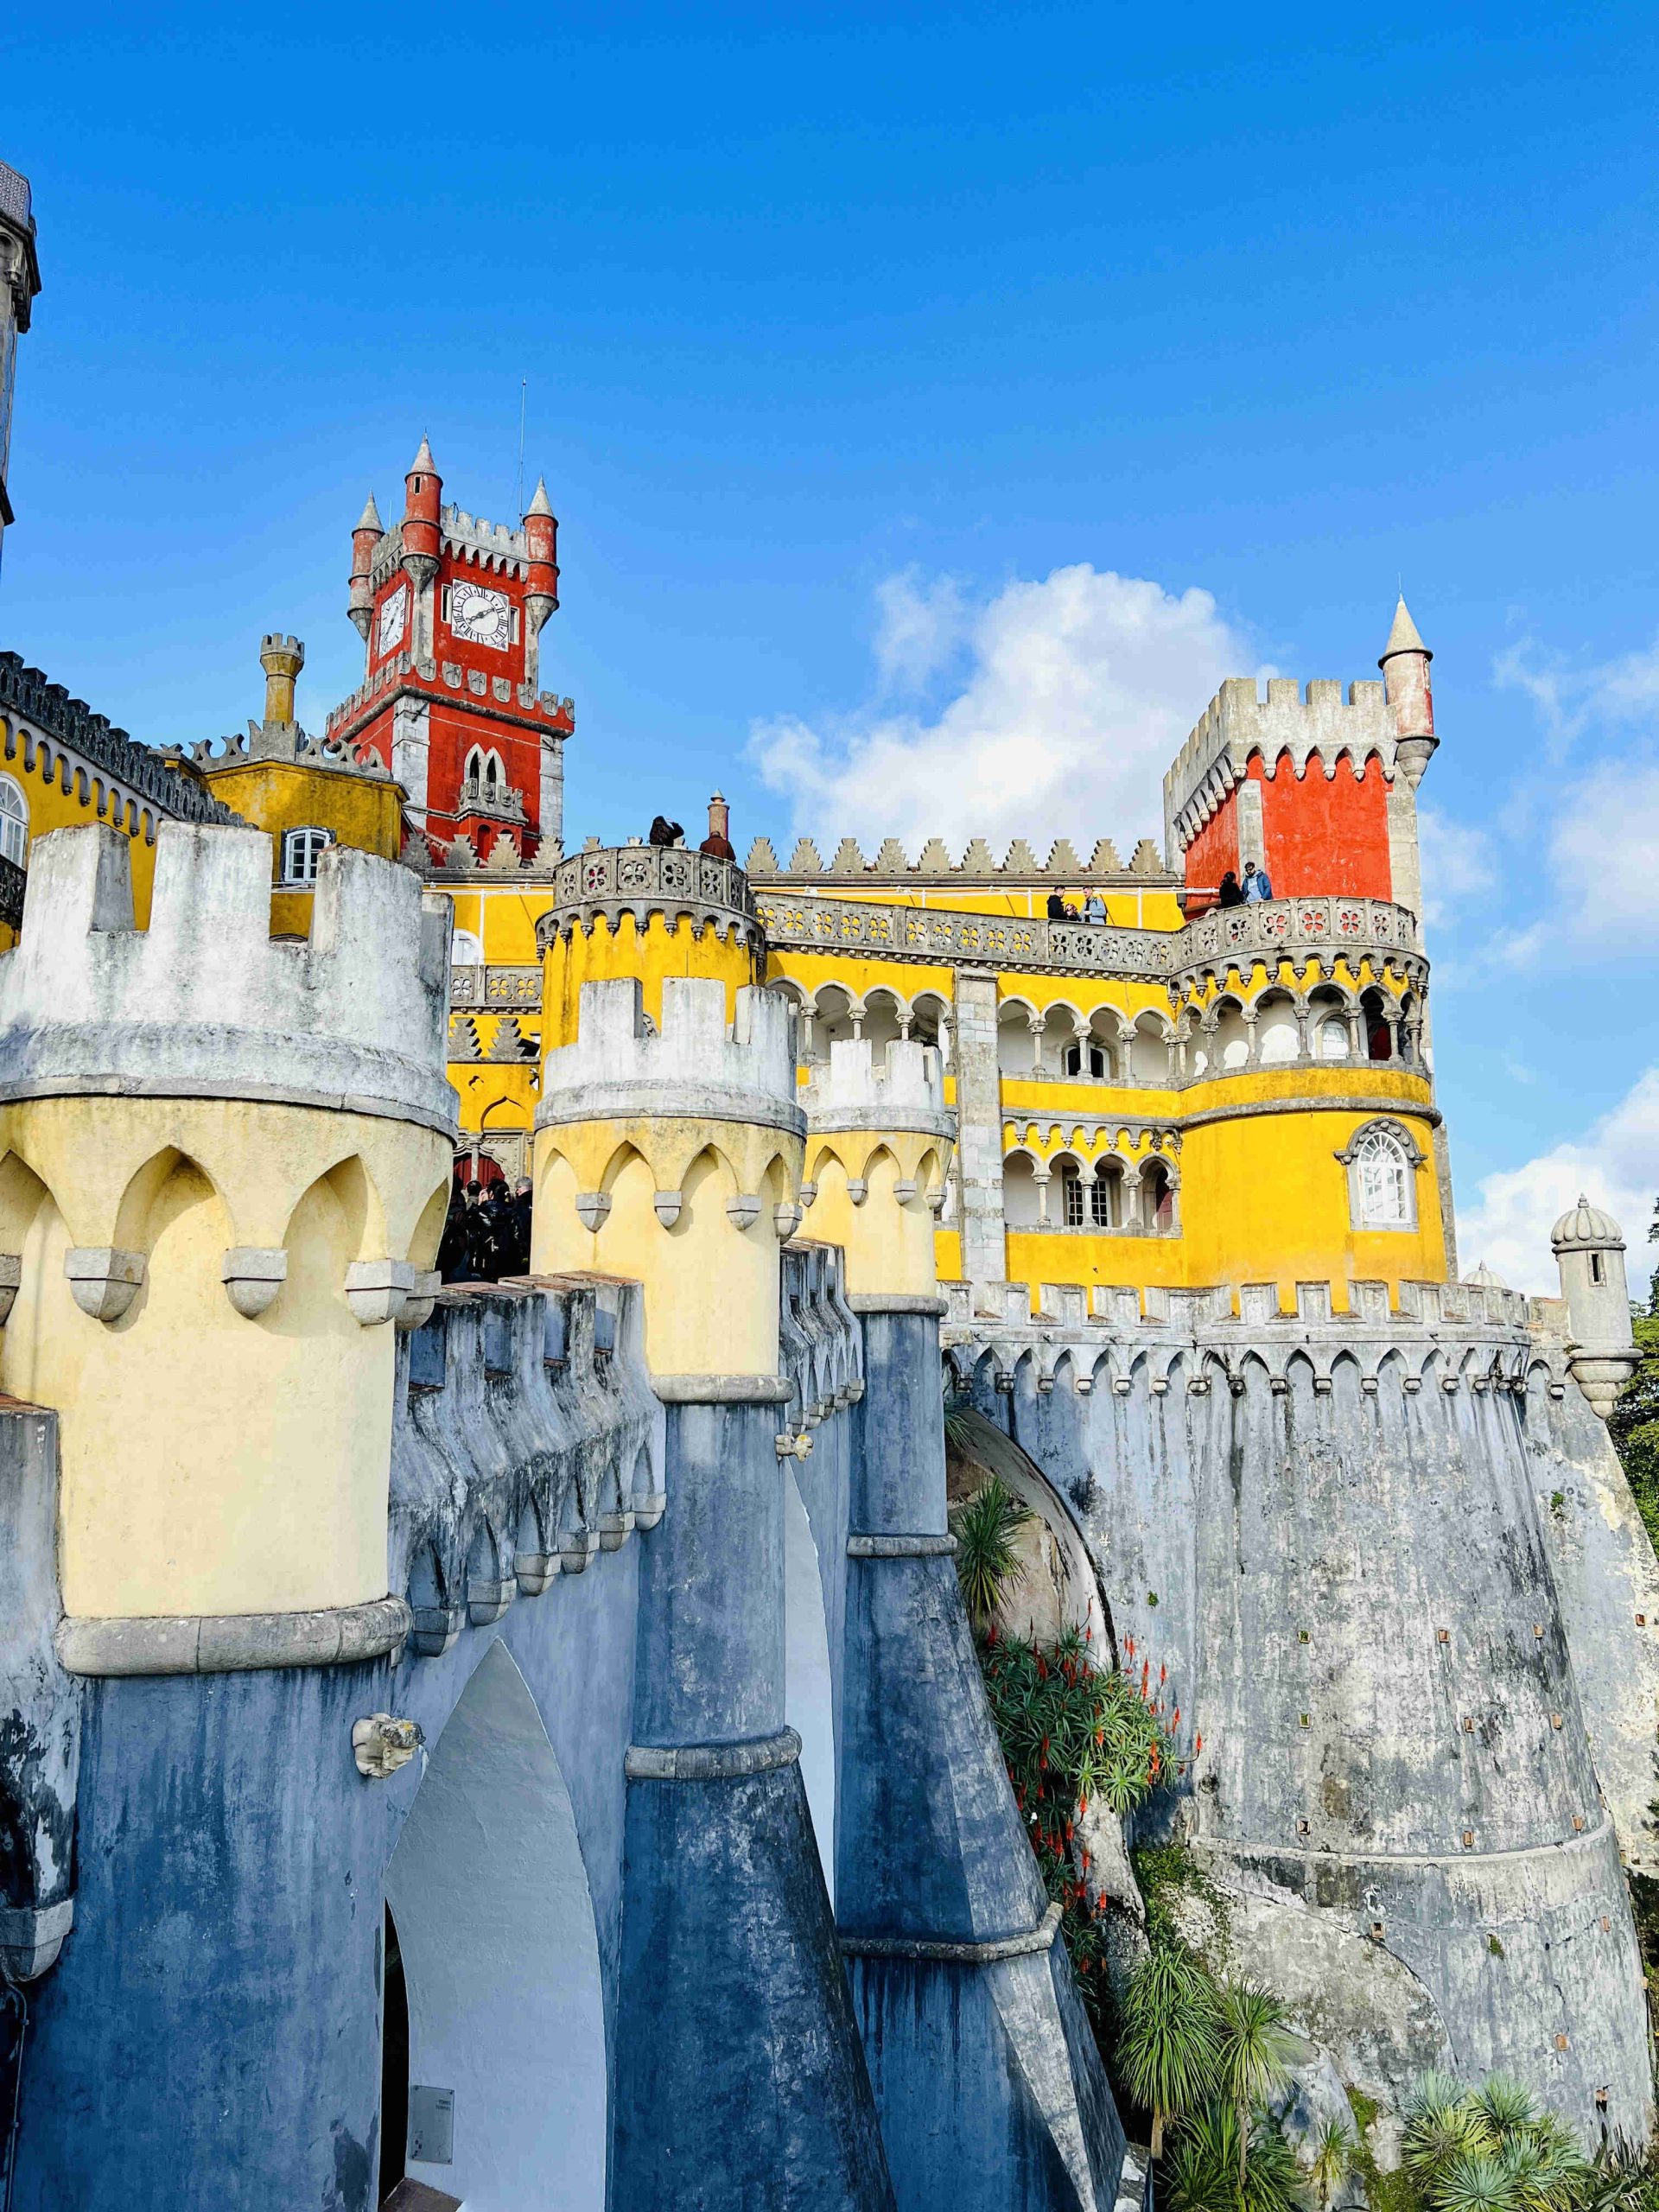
[391,1274,660,1657]
[800,1036,955,1298]
[0,822,457,1649]
[532,975,805,1376]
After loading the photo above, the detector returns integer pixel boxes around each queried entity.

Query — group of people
[1217,860,1274,906]
[436,1173,535,1284]
[1046,888,1110,923]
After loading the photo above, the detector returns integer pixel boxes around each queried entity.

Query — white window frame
[1336,1117,1424,1233]
[281,825,334,887]
[0,775,29,868]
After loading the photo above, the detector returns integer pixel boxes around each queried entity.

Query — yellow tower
[0,822,455,1662]
[800,1036,955,1299]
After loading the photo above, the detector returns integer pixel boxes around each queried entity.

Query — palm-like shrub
[1166,2097,1307,2212]
[1215,1983,1300,2178]
[950,1477,1031,1630]
[1116,1943,1221,2156]
[1306,2119,1352,2212]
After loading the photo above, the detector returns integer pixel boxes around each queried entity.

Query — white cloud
[748,563,1252,854]
[1547,758,1659,938]
[1495,632,1659,757]
[1455,1066,1659,1294]
[1417,808,1495,926]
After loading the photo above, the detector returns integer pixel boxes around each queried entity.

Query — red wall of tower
[1182,792,1239,896]
[1251,749,1392,899]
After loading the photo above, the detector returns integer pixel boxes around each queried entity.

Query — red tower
[324,441,574,869]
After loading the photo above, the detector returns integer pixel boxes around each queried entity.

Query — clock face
[376,586,408,658]
[449,579,512,651]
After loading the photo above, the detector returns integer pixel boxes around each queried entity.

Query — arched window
[451,928,483,967]
[1340,1120,1421,1231]
[1063,1041,1109,1080]
[1318,1015,1349,1060]
[0,779,28,868]
[281,825,334,885]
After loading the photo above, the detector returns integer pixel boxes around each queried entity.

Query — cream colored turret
[1551,1195,1640,1418]
[799,1037,955,1297]
[0,822,455,1653]
[532,973,805,1377]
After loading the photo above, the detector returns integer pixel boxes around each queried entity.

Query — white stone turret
[0,823,455,1133]
[799,1035,951,1135]
[1551,1195,1639,1418]
[537,975,801,1141]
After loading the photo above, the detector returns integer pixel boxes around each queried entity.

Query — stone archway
[383,1640,607,2207]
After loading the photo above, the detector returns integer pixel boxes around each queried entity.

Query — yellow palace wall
[0,708,162,942]
[435,882,1445,1306]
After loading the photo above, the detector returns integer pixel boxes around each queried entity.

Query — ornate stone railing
[535,842,763,955]
[753,889,1420,984]
[457,776,527,823]
[450,964,543,1012]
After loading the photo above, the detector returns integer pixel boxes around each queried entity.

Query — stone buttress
[1,821,456,2208]
[808,1038,1128,2212]
[534,970,895,2210]
[952,1277,1653,2141]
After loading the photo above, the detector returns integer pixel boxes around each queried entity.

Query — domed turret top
[1550,1193,1625,1251]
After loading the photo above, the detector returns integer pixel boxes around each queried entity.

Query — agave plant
[1215,1983,1300,2179]
[1116,1943,1221,2157]
[950,1477,1032,1630]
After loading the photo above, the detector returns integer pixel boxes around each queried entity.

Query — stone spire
[1379,594,1435,784]
[1380,594,1429,665]
[354,492,383,534]
[525,476,554,518]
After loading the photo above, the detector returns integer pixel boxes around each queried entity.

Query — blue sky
[3,2,1657,1286]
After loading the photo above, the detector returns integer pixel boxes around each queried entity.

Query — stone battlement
[799,1036,953,1137]
[537,842,762,955]
[440,503,530,575]
[0,823,455,1132]
[946,1273,1543,1336]
[1164,673,1401,856]
[747,831,1172,883]
[537,975,804,1140]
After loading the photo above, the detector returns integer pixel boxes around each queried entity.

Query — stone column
[950,970,1007,1301]
[535,975,893,2211]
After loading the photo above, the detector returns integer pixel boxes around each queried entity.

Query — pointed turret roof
[409,435,436,474]
[354,492,383,533]
[1380,594,1429,663]
[525,475,554,518]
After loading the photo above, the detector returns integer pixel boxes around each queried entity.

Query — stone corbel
[65,1248,146,1323]
[893,1179,918,1205]
[845,1180,869,1207]
[798,1181,817,1210]
[221,1247,288,1320]
[0,1253,21,1326]
[575,1192,613,1233]
[344,1259,435,1328]
[727,1194,763,1231]
[559,1527,601,1574]
[653,1190,683,1228]
[927,1186,946,1218]
[397,1270,442,1332]
[632,1490,668,1532]
[0,1897,74,1980]
[774,1199,804,1240]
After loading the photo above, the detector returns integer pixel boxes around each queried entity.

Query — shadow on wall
[944,1407,1109,1649]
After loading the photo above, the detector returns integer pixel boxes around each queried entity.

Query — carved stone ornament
[344,1259,440,1329]
[220,1246,288,1320]
[351,1712,424,1780]
[774,1199,804,1241]
[64,1247,146,1323]
[575,1192,613,1233]
[726,1194,762,1231]
[653,1190,683,1229]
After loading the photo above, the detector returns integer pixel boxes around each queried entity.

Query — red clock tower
[325,439,575,869]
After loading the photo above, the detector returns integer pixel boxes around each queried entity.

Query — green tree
[1165,2097,1307,2212]
[950,1477,1031,1630]
[1307,2118,1353,2212]
[1611,1213,1659,1548]
[1116,1943,1221,2157]
[1215,1983,1299,2181]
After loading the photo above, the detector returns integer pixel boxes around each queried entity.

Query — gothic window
[1319,1015,1349,1060]
[1063,1042,1109,1079]
[451,928,483,968]
[1342,1121,1419,1231]
[281,825,334,886]
[0,778,28,868]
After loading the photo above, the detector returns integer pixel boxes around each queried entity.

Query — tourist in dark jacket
[1217,868,1243,907]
